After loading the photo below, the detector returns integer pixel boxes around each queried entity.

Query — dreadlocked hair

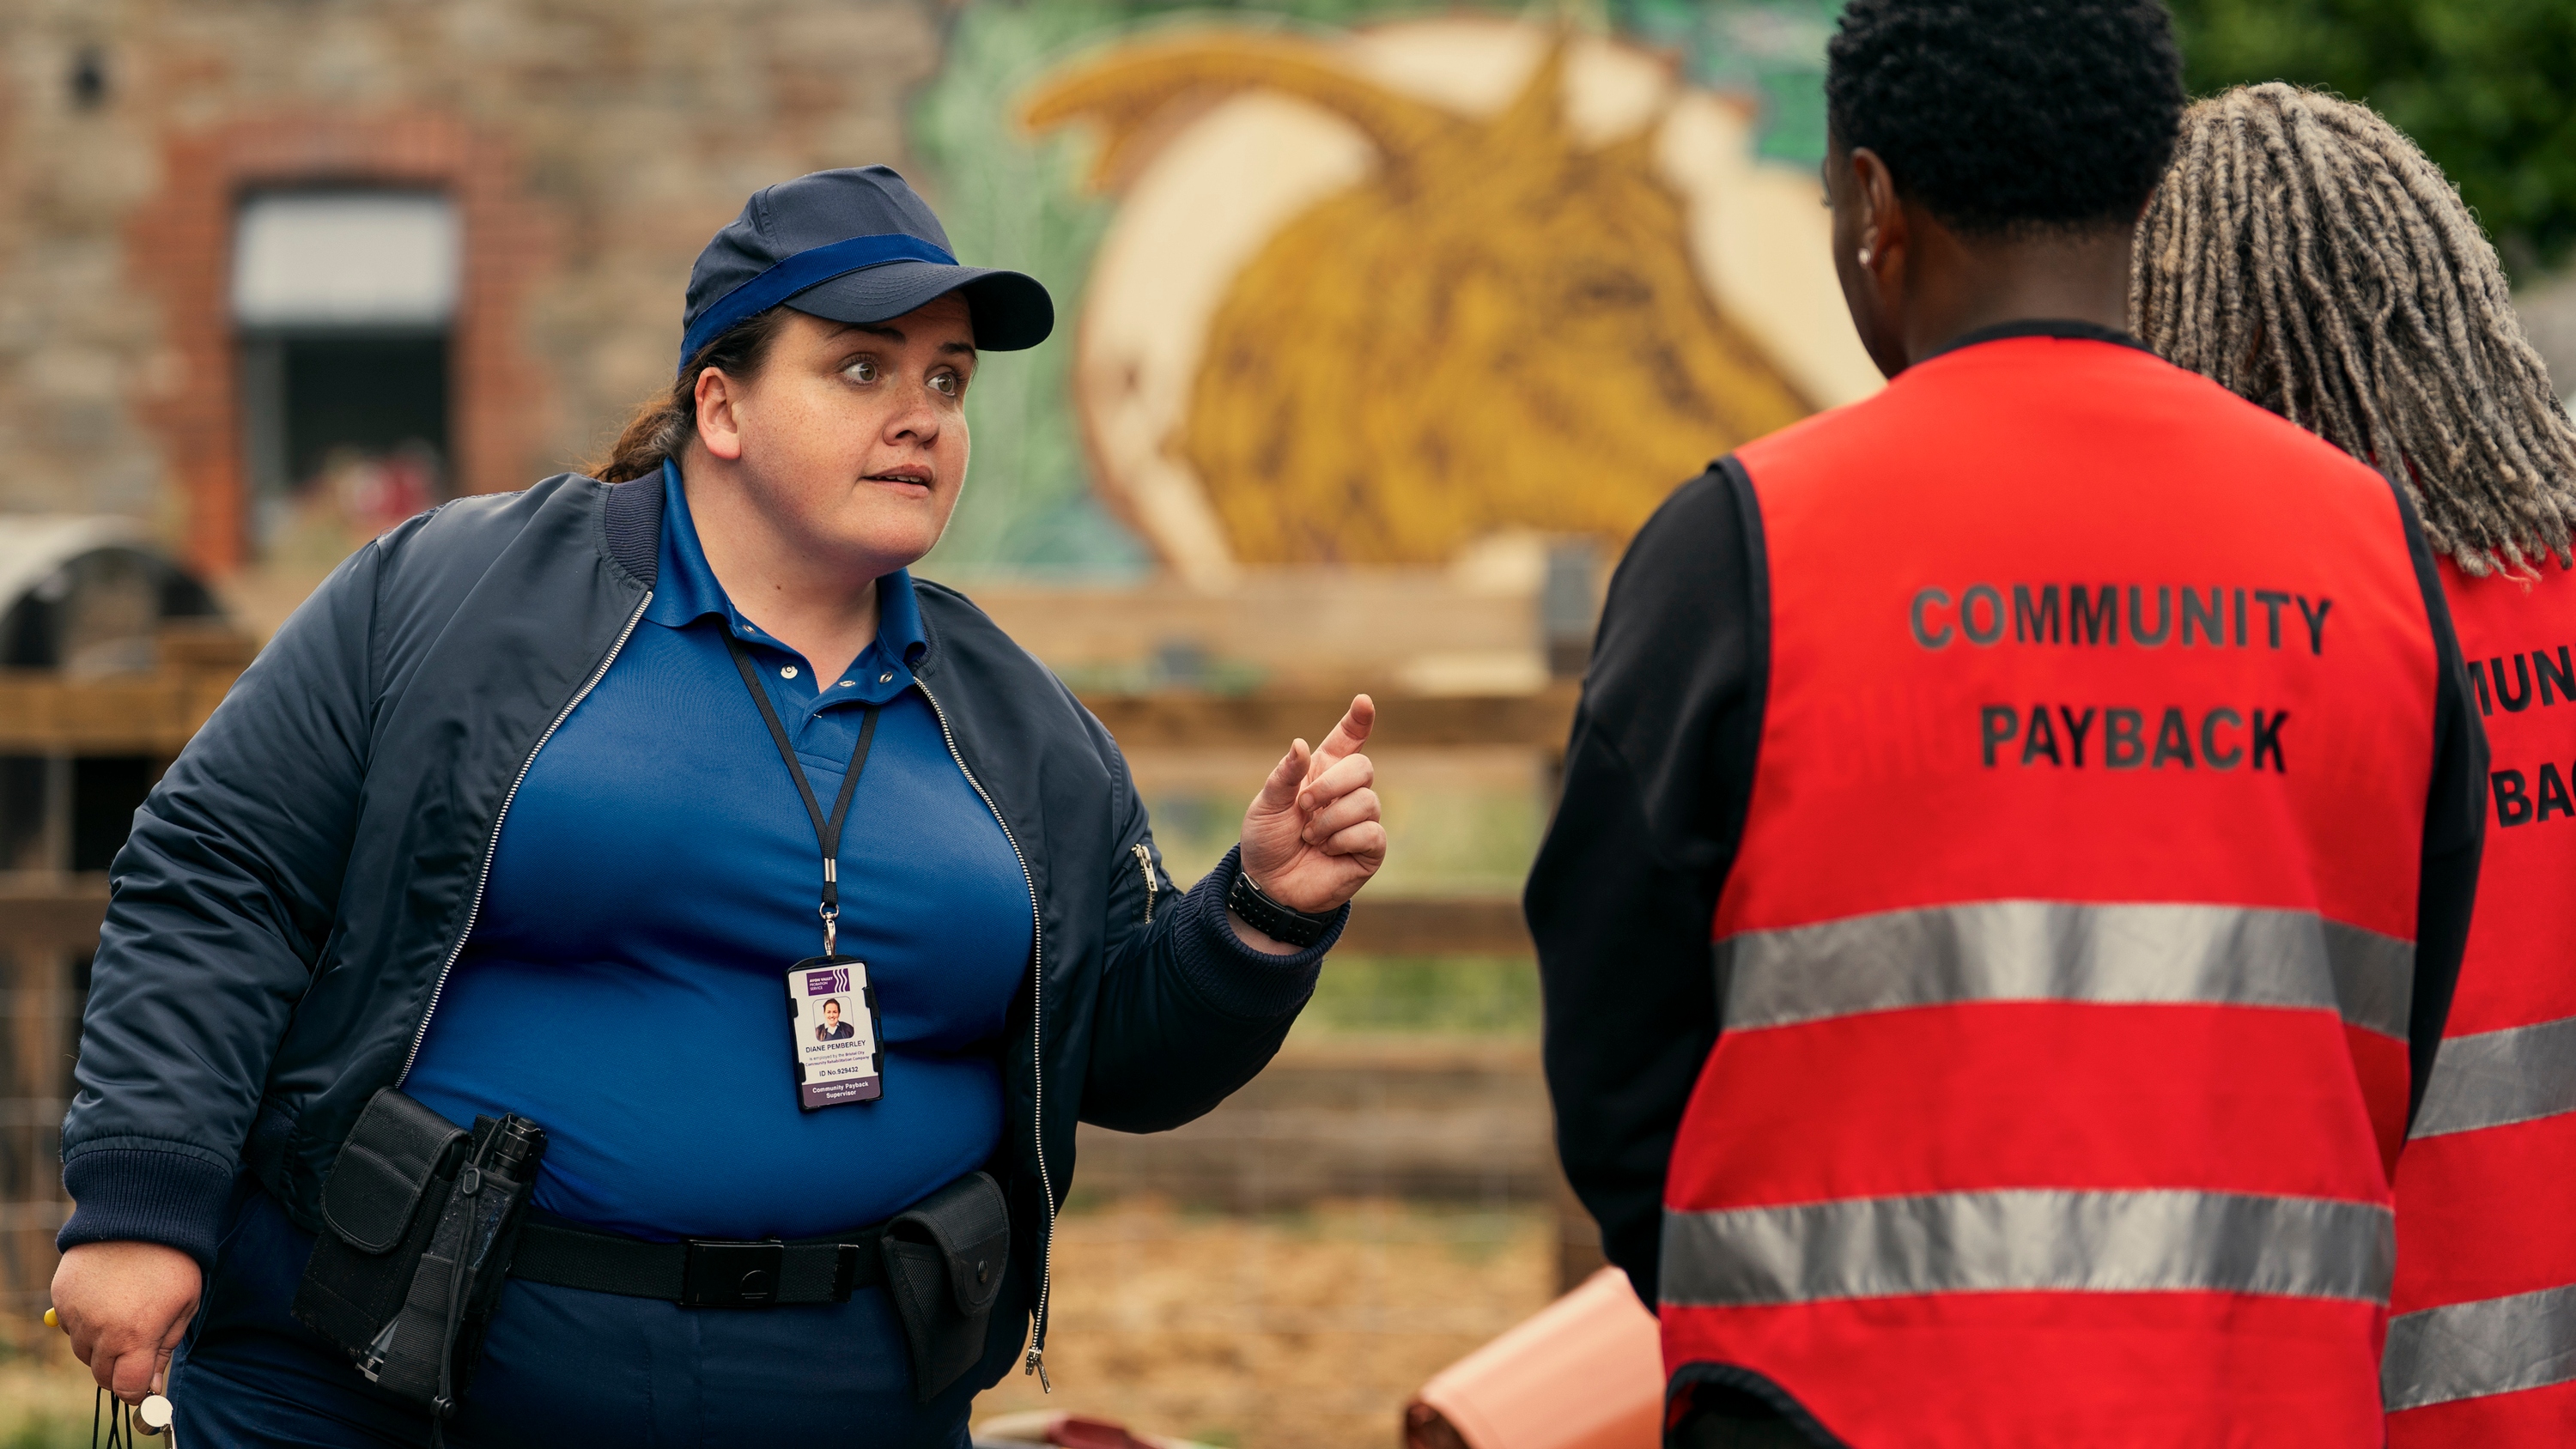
[586,306,796,483]
[2133,82,2576,577]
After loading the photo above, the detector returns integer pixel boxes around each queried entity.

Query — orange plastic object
[974,1410,1211,1449]
[1407,1266,1664,1449]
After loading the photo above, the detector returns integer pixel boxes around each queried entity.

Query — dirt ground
[0,1196,1557,1449]
[972,1196,1556,1449]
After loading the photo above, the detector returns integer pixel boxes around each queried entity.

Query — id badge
[787,955,884,1109]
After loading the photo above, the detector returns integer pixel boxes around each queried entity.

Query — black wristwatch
[1226,867,1340,949]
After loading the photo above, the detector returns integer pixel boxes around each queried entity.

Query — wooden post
[0,928,76,1325]
[1550,1161,1608,1295]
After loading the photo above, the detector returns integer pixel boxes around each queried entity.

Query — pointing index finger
[1309,694,1376,773]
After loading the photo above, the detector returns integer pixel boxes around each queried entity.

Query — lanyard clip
[822,857,839,956]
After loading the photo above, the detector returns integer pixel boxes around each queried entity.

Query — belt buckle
[681,1239,786,1308]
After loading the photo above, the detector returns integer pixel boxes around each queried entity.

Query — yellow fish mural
[1025,20,1874,579]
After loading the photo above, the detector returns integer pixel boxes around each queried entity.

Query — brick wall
[128,112,557,574]
[0,0,946,575]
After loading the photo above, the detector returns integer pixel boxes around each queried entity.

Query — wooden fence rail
[0,876,1531,965]
[0,673,1578,755]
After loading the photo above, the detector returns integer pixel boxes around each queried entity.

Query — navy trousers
[167,1179,977,1447]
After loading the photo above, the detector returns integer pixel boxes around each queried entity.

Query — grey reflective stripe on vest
[2385,1284,2576,1410]
[1661,1189,2394,1308]
[2410,1014,2576,1140]
[1719,900,2412,1040]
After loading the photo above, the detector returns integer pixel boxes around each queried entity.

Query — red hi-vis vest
[2385,560,2576,1446]
[1661,336,2439,1447]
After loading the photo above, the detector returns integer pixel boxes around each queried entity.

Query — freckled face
[718,296,976,573]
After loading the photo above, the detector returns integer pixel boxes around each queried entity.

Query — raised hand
[1238,694,1385,925]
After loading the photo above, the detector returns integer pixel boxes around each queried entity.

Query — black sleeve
[1079,737,1333,1133]
[2393,491,2488,1125]
[1527,463,1766,1311]
[59,539,384,1270]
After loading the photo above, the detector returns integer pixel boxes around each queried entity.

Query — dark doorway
[232,189,459,565]
[70,756,157,873]
[278,333,448,486]
[240,331,451,561]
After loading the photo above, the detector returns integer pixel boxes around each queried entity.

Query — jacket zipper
[395,592,652,1085]
[917,679,1056,1391]
[1133,842,1157,925]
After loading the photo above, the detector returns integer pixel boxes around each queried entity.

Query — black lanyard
[725,634,882,957]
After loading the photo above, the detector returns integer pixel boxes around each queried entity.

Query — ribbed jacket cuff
[1173,846,1341,1021]
[59,1148,235,1273]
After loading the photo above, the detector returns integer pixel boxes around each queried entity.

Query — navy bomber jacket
[58,472,1337,1385]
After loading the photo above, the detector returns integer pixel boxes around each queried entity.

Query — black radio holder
[291,1088,547,1422]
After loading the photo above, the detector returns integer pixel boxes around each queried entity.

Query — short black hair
[1826,0,2184,237]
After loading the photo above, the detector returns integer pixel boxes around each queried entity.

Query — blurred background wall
[0,0,946,621]
[2,3,2573,1445]
[7,0,2566,610]
[0,0,1879,618]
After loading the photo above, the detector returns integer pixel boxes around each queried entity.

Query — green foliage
[0,1408,82,1449]
[2167,0,2576,276]
[1302,955,1540,1035]
[908,2,1151,578]
[1114,0,1514,22]
[1614,0,1845,164]
[1143,779,1542,901]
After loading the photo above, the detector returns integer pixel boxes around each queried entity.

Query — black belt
[510,1216,887,1309]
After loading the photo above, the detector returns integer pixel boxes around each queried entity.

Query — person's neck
[1900,221,2136,367]
[680,452,884,688]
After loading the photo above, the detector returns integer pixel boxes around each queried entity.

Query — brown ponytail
[587,306,798,482]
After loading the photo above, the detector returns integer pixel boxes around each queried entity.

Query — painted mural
[911,3,1868,581]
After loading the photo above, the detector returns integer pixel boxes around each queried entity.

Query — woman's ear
[694,367,748,463]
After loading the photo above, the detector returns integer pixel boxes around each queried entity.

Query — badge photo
[787,956,884,1108]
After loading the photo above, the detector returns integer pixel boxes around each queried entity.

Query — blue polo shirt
[405,460,1033,1241]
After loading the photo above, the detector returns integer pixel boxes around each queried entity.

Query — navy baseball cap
[678,166,1053,376]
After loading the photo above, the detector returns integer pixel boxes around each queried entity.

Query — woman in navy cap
[47,167,1385,1446]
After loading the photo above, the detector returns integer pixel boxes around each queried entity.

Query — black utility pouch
[880,1171,1011,1403]
[290,1088,546,1419]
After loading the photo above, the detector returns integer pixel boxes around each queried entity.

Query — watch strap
[1226,868,1338,950]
